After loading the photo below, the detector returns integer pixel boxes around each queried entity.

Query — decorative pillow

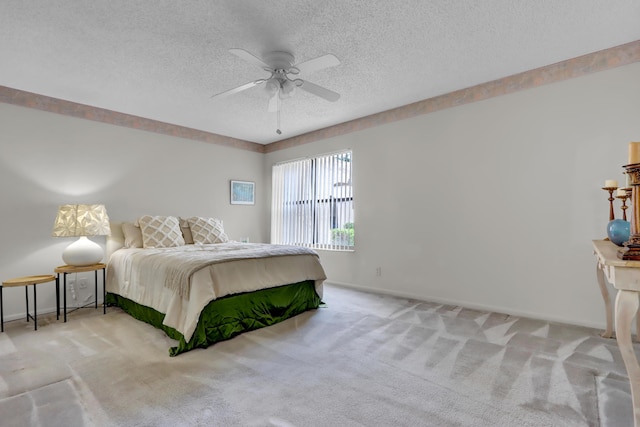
[137,215,185,248]
[178,217,194,244]
[186,217,229,244]
[122,222,143,248]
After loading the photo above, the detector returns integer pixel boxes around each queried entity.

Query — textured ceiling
[1,1,639,145]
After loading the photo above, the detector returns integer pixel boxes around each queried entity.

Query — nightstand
[54,263,106,322]
[1,275,57,331]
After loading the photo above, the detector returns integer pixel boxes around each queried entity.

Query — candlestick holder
[602,186,618,221]
[619,165,640,259]
[617,193,631,221]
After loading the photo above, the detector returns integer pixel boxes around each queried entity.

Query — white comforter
[106,243,326,342]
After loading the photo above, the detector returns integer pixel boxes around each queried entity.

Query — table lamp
[52,204,111,266]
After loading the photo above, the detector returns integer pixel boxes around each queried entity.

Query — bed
[105,216,326,356]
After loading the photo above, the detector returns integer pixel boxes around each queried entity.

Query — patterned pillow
[122,222,143,248]
[178,217,194,244]
[137,215,185,248]
[186,217,229,244]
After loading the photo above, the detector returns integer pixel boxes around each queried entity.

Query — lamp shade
[52,204,111,237]
[52,204,111,266]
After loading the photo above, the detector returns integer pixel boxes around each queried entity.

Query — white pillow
[137,215,185,248]
[186,217,229,244]
[121,222,143,248]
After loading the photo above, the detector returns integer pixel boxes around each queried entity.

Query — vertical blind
[271,150,354,250]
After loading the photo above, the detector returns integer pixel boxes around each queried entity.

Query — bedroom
[1,1,640,426]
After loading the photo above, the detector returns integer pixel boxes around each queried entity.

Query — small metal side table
[1,275,57,331]
[54,263,106,322]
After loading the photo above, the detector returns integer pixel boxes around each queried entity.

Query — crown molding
[1,40,638,155]
[0,86,265,153]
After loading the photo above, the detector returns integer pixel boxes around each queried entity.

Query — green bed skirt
[106,280,321,356]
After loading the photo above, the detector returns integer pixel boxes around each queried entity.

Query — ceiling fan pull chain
[276,88,282,135]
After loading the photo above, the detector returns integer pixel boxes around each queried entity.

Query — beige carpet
[0,284,635,426]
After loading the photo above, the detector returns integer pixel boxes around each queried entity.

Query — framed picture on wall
[230,180,255,205]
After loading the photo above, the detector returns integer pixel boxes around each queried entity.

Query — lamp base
[62,236,104,266]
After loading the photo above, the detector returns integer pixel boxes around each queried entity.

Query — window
[271,150,354,250]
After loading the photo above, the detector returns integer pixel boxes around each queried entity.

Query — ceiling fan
[211,48,341,134]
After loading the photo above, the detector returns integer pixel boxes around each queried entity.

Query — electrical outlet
[67,280,77,300]
[375,267,382,277]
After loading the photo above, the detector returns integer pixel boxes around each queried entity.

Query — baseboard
[2,305,60,323]
[325,280,606,331]
[2,302,102,323]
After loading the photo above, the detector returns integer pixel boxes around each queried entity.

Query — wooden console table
[593,239,640,426]
[595,242,640,340]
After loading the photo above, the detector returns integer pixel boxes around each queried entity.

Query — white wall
[265,62,640,329]
[0,103,268,320]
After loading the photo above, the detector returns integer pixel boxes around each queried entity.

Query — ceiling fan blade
[295,54,340,75]
[211,80,265,99]
[229,48,271,70]
[299,80,340,102]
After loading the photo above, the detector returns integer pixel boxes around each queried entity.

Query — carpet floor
[0,284,635,426]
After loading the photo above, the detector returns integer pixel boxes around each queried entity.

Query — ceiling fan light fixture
[265,79,279,95]
[280,79,296,98]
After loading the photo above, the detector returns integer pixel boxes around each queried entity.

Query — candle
[605,179,618,188]
[629,142,640,164]
[618,188,627,197]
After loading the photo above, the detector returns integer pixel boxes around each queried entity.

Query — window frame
[271,149,354,251]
